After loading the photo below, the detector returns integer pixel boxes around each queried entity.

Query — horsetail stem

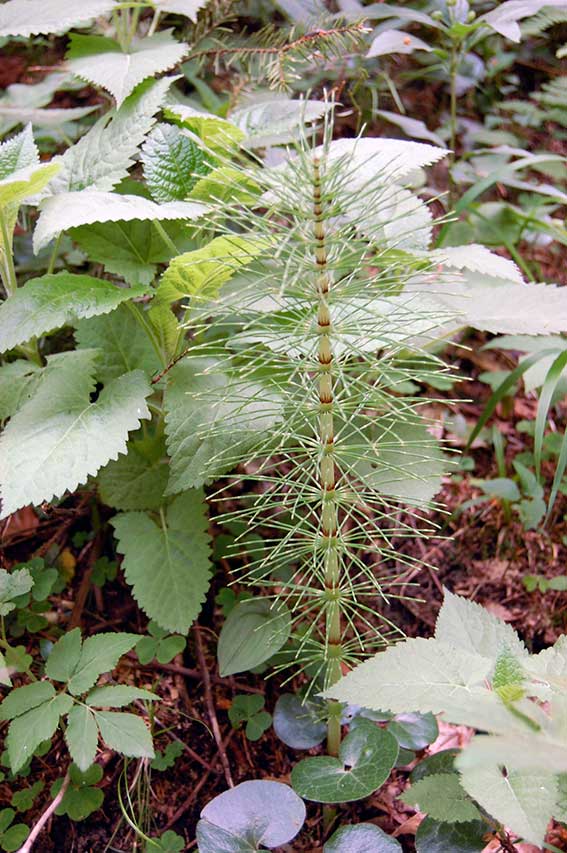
[313,156,342,756]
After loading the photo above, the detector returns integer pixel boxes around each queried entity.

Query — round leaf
[273,694,326,749]
[324,823,402,852]
[217,598,291,677]
[200,780,306,848]
[291,720,398,803]
[388,712,438,751]
[415,817,488,853]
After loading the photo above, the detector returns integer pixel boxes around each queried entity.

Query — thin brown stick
[193,623,234,788]
[17,768,71,853]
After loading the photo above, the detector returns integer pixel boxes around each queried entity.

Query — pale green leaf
[0,351,151,518]
[428,245,523,283]
[0,568,33,615]
[67,633,139,696]
[141,123,209,202]
[164,358,282,492]
[34,190,206,252]
[0,125,37,177]
[459,766,556,846]
[75,303,161,384]
[375,110,446,147]
[322,137,448,185]
[45,628,82,682]
[435,588,528,661]
[94,711,154,759]
[45,76,177,196]
[0,360,42,421]
[218,598,291,677]
[0,652,10,687]
[153,0,207,18]
[66,31,188,108]
[112,490,212,633]
[0,273,150,352]
[86,685,158,707]
[480,0,566,41]
[0,681,55,721]
[164,104,244,153]
[230,97,331,147]
[0,0,115,38]
[98,438,168,511]
[0,162,59,209]
[525,635,567,692]
[65,704,98,772]
[367,30,432,58]
[401,773,482,823]
[7,694,73,772]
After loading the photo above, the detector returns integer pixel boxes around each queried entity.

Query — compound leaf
[67,632,139,696]
[94,711,154,759]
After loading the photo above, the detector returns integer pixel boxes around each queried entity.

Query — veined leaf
[34,190,206,252]
[435,588,527,661]
[164,104,244,153]
[45,628,82,682]
[480,0,567,41]
[0,162,59,210]
[367,30,432,58]
[0,124,37,176]
[98,437,169,511]
[164,358,282,492]
[7,694,73,772]
[86,685,158,707]
[322,137,448,185]
[401,773,482,823]
[459,766,556,846]
[67,632,139,696]
[112,490,212,633]
[75,303,161,384]
[45,76,178,197]
[65,705,98,772]
[427,244,523,283]
[0,350,151,518]
[0,681,55,721]
[66,31,188,108]
[93,711,154,759]
[230,97,331,148]
[0,0,115,38]
[141,123,210,203]
[0,273,150,352]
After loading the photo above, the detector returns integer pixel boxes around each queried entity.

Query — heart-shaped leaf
[273,694,326,749]
[217,598,290,677]
[388,712,438,751]
[291,719,398,803]
[199,780,306,849]
[324,823,402,852]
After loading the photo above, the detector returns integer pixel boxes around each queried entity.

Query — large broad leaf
[459,766,556,847]
[0,681,55,720]
[367,30,432,58]
[217,598,291,677]
[71,217,188,286]
[324,824,402,853]
[34,190,206,252]
[45,76,176,197]
[98,437,168,511]
[273,693,326,749]
[141,123,210,203]
[401,773,481,823]
[415,818,488,853]
[323,637,519,732]
[66,31,188,108]
[199,780,306,849]
[0,273,149,352]
[480,0,567,41]
[75,303,161,384]
[322,138,448,185]
[230,97,331,148]
[0,350,151,518]
[0,0,115,38]
[164,358,282,492]
[435,588,527,661]
[111,490,212,634]
[291,719,399,803]
[93,710,154,758]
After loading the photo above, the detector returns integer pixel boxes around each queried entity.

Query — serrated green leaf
[0,681,55,721]
[164,104,244,153]
[67,632,139,696]
[435,588,527,661]
[459,766,556,847]
[230,97,331,148]
[65,705,98,772]
[291,720,398,803]
[0,350,151,518]
[0,273,150,353]
[402,773,481,823]
[7,694,72,772]
[98,437,169,511]
[45,76,177,197]
[164,357,282,492]
[0,125,37,176]
[141,123,210,203]
[0,0,115,38]
[0,568,33,615]
[70,218,187,287]
[45,628,82,682]
[75,303,161,384]
[94,711,154,759]
[34,189,206,252]
[112,490,212,634]
[218,598,291,677]
[66,31,187,109]
[86,685,158,707]
[0,361,42,421]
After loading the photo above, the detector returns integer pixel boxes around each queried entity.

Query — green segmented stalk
[313,156,342,756]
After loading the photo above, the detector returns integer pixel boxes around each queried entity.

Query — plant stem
[312,156,342,757]
[46,233,62,276]
[17,768,71,853]
[448,41,459,207]
[0,207,17,296]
